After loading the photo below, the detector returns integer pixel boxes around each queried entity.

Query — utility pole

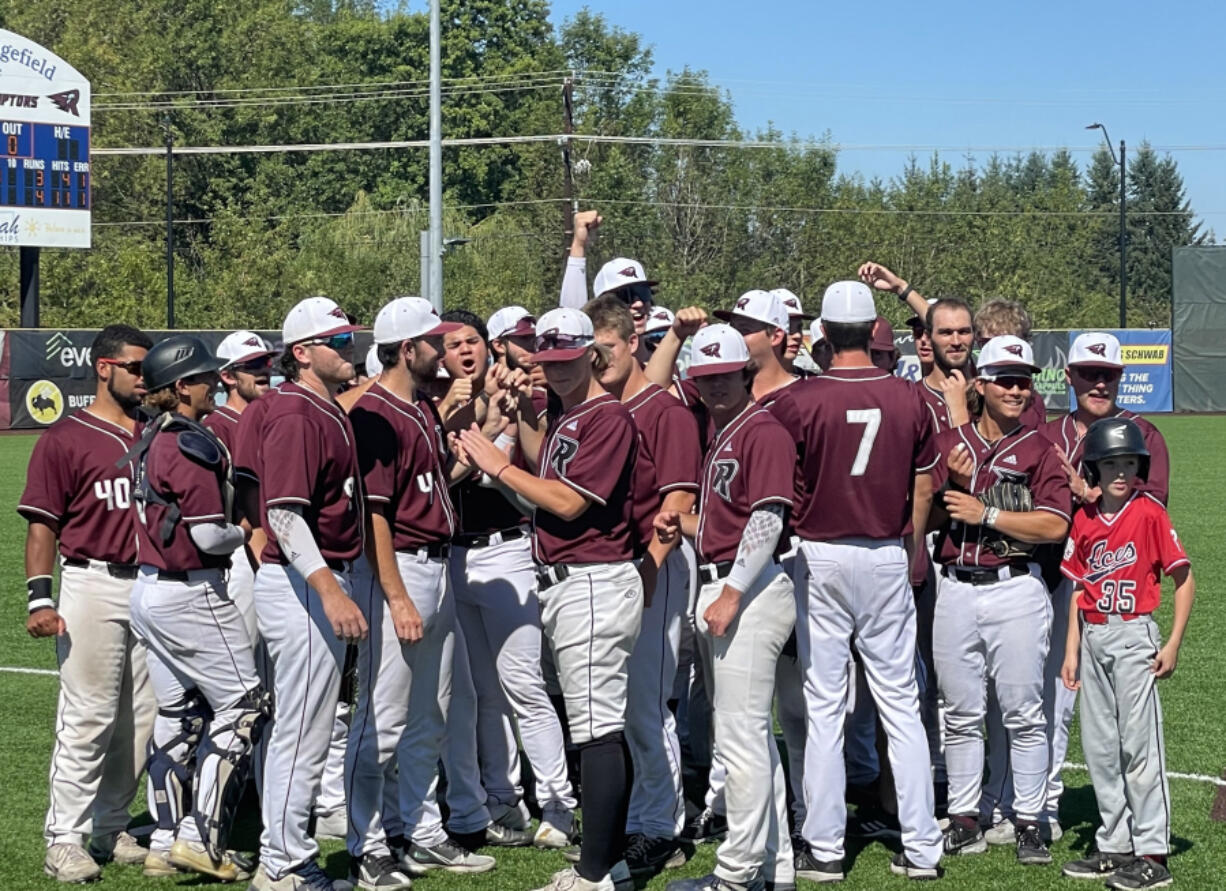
[164,113,175,328]
[428,0,443,312]
[19,247,39,327]
[420,230,430,302]
[1086,123,1127,328]
[561,75,576,253]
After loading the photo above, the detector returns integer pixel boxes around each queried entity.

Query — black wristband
[27,575,54,614]
[898,284,914,302]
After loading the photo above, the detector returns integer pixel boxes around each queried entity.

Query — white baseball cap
[593,257,657,298]
[282,296,362,346]
[487,305,536,340]
[687,324,750,377]
[216,330,276,368]
[1068,331,1124,368]
[977,335,1040,378]
[644,306,675,334]
[364,344,383,377]
[821,281,877,324]
[771,288,814,321]
[714,289,789,330]
[531,307,595,363]
[373,297,461,345]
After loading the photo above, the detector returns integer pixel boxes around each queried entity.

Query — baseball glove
[978,481,1035,559]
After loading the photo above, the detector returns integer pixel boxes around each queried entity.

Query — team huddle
[20,214,1196,891]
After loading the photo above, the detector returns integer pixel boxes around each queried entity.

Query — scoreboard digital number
[0,120,89,211]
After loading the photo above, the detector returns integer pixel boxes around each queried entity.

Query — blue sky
[545,0,1225,238]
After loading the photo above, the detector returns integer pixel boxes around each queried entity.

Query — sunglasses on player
[986,375,1033,391]
[1072,366,1122,383]
[611,282,655,307]
[231,357,273,374]
[98,358,143,375]
[534,332,593,353]
[643,330,668,352]
[306,332,355,351]
[729,316,772,337]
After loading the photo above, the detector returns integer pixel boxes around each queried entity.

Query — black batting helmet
[1082,416,1150,486]
[142,335,224,392]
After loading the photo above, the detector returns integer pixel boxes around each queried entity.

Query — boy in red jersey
[1060,417,1194,890]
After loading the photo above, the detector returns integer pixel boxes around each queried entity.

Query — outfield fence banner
[1172,245,1226,413]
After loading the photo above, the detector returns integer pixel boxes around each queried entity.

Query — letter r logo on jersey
[711,459,739,502]
[550,435,580,476]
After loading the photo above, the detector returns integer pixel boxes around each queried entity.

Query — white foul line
[1,666,1222,787]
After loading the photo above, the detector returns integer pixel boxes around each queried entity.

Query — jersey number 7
[846,409,882,477]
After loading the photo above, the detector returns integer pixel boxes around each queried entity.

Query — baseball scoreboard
[0,121,90,210]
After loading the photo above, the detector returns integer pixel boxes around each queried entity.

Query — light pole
[1087,122,1126,328]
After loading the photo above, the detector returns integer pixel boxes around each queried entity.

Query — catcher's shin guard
[147,692,211,832]
[194,686,271,860]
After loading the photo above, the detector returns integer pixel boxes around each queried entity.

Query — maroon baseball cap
[871,316,896,352]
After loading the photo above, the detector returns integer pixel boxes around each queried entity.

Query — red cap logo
[243,336,261,347]
[784,297,799,309]
[328,307,347,320]
[652,310,670,321]
[735,297,750,310]
[1087,342,1107,357]
[700,342,722,358]
[619,266,638,278]
[1004,343,1023,357]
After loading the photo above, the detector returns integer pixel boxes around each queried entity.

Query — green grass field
[2,418,1224,890]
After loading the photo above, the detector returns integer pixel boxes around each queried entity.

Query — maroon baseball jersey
[1020,390,1048,428]
[769,368,938,541]
[915,380,959,433]
[931,423,1072,568]
[202,402,242,458]
[351,383,456,548]
[1061,492,1189,616]
[18,410,143,564]
[532,392,638,565]
[626,383,702,546]
[674,374,714,453]
[258,381,364,564]
[696,404,794,564]
[134,428,232,571]
[1042,410,1169,504]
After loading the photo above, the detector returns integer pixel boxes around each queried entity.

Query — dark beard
[933,347,969,377]
[107,374,142,413]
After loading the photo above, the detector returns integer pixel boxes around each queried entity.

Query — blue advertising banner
[1068,329,1172,413]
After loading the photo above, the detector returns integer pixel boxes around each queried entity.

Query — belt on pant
[454,527,526,549]
[697,561,735,585]
[153,568,223,583]
[942,563,1029,586]
[535,563,605,591]
[324,557,355,573]
[398,541,451,561]
[62,557,139,580]
[1081,610,1147,625]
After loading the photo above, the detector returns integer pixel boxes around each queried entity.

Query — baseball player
[770,288,816,375]
[204,330,278,646]
[585,296,702,876]
[457,307,644,891]
[1059,417,1193,890]
[1031,331,1171,844]
[20,324,156,883]
[560,210,657,347]
[973,298,1047,429]
[124,335,261,882]
[653,323,796,891]
[768,281,943,882]
[443,307,575,847]
[248,297,368,891]
[904,302,936,378]
[929,335,1071,866]
[344,298,497,886]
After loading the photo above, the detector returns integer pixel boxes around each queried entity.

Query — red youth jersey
[19,410,143,564]
[532,392,637,565]
[696,404,794,564]
[1061,492,1189,616]
[350,383,456,548]
[932,423,1072,568]
[258,381,364,564]
[626,383,701,547]
[770,368,938,541]
[202,403,242,458]
[1042,410,1170,505]
[134,429,232,572]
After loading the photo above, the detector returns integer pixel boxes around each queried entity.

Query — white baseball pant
[697,567,795,886]
[451,535,575,812]
[253,561,351,879]
[934,567,1051,823]
[438,619,498,835]
[796,539,941,869]
[775,541,808,832]
[130,568,261,852]
[316,702,351,822]
[228,549,259,648]
[626,547,688,838]
[44,561,155,848]
[538,562,643,746]
[346,552,454,856]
